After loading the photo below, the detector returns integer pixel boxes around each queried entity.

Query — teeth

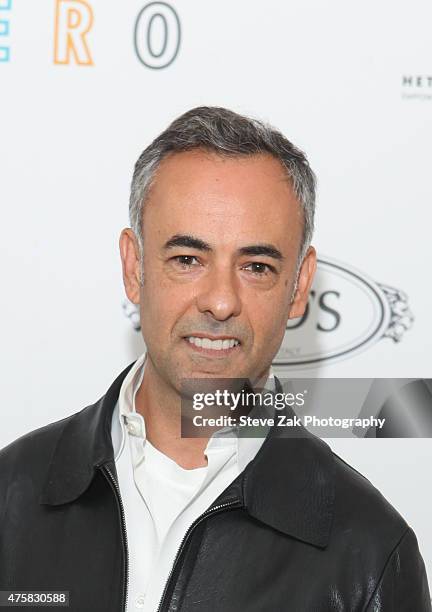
[186,336,239,350]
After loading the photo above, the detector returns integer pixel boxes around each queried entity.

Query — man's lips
[182,334,241,357]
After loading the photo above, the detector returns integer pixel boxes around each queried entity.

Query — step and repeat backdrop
[1,0,431,582]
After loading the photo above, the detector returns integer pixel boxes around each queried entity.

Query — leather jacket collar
[40,362,335,549]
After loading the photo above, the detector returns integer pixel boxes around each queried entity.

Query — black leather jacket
[0,362,430,611]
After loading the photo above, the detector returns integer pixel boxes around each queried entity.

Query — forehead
[143,149,303,247]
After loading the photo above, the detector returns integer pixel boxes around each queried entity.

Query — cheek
[248,290,290,341]
[139,280,192,331]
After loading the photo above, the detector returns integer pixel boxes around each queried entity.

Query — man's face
[120,150,316,393]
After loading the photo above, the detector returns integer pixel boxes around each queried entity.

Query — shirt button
[135,593,146,609]
[127,421,140,436]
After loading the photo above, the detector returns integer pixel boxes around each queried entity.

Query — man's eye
[243,262,274,275]
[172,255,200,267]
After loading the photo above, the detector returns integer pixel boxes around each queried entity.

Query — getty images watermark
[180,378,432,438]
[191,389,387,431]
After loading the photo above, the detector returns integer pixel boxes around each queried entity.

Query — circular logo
[274,256,413,367]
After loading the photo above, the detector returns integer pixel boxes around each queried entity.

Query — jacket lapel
[241,414,335,548]
[210,376,336,548]
[39,362,135,505]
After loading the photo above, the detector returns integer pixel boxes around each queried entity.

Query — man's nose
[196,266,242,321]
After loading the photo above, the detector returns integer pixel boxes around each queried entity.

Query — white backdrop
[1,0,431,585]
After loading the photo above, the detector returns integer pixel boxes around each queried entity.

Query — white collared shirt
[110,352,276,611]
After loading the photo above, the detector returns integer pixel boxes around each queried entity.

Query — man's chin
[178,375,248,401]
[174,362,251,396]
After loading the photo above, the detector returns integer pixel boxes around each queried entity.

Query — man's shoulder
[328,448,431,608]
[0,411,80,486]
[0,414,80,522]
[330,447,409,553]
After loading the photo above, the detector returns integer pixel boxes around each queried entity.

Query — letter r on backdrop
[54,0,94,65]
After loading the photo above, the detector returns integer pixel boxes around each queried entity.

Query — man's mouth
[183,334,241,356]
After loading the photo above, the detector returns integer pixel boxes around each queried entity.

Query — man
[0,107,430,611]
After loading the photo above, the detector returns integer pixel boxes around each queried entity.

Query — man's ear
[288,246,317,320]
[119,228,141,304]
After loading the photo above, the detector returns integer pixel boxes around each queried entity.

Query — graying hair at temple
[129,106,316,282]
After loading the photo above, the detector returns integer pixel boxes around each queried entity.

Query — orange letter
[54,0,93,65]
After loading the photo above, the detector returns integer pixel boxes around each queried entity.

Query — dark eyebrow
[163,234,212,251]
[238,244,284,260]
[163,234,284,261]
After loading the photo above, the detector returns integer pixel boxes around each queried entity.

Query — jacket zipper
[100,465,130,612]
[156,498,242,612]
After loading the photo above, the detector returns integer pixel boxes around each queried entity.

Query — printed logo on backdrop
[2,1,181,68]
[122,257,414,368]
[52,0,180,67]
[52,0,182,68]
[0,0,11,63]
[275,257,413,367]
[401,74,432,101]
[0,0,185,67]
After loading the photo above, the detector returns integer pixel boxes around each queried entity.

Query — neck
[134,357,209,469]
[134,357,272,470]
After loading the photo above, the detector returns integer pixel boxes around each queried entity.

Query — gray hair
[129,106,316,283]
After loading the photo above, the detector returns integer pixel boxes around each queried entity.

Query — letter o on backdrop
[134,1,181,69]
